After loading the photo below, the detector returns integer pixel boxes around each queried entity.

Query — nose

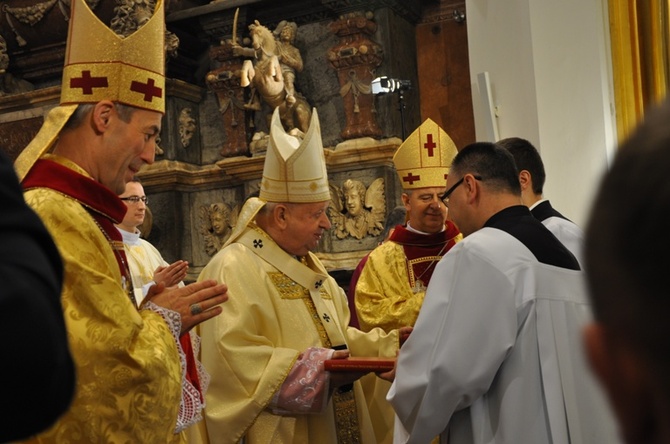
[141,141,156,165]
[320,212,332,230]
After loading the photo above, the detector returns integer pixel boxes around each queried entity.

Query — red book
[324,357,396,372]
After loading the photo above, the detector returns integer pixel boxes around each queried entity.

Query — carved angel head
[209,202,231,236]
[328,178,386,240]
[342,179,366,216]
[199,202,237,256]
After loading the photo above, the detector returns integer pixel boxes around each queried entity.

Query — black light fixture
[371,76,412,139]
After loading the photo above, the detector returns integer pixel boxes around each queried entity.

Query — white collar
[406,221,445,235]
[117,226,142,246]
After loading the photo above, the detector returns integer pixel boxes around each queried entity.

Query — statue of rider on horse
[232,13,312,137]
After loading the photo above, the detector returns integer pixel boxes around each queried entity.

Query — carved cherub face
[343,180,366,217]
[210,205,230,236]
[345,188,364,216]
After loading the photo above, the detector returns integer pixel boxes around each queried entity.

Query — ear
[518,170,532,191]
[462,174,480,204]
[273,203,290,229]
[92,100,115,133]
[583,323,654,443]
[401,193,410,211]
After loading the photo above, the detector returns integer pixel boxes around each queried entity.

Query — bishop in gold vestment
[354,118,461,444]
[196,108,402,444]
[13,0,228,439]
[21,156,186,443]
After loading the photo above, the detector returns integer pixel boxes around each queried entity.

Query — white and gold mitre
[393,118,458,190]
[259,107,330,203]
[15,0,165,181]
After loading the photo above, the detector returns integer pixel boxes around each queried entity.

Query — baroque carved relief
[199,202,239,256]
[328,178,385,240]
[178,107,196,148]
[111,0,179,56]
[206,40,250,158]
[328,11,383,139]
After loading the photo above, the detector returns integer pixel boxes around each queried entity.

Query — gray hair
[63,102,136,130]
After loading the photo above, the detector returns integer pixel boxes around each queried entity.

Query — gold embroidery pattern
[269,272,307,300]
[319,287,332,300]
[24,187,183,443]
[268,259,361,443]
[301,294,361,443]
[407,254,443,288]
[333,389,361,444]
[301,291,332,349]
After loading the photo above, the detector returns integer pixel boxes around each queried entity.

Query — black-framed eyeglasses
[120,195,148,204]
[440,175,482,206]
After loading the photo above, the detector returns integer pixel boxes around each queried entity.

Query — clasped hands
[153,260,189,289]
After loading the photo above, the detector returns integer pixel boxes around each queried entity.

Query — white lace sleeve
[143,301,207,433]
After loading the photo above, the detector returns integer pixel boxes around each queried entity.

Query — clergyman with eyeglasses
[116,178,189,307]
[385,142,619,443]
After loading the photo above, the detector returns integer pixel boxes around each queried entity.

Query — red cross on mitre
[424,133,437,156]
[70,70,109,95]
[130,78,163,102]
[403,172,421,185]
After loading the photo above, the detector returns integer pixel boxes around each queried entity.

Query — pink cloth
[271,347,334,414]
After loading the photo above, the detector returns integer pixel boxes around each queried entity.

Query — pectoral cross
[412,279,426,294]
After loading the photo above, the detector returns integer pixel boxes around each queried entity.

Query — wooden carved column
[205,42,250,157]
[328,11,383,140]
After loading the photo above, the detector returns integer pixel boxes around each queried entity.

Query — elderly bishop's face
[280,201,332,256]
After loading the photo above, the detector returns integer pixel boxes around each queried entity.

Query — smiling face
[99,106,162,195]
[210,205,230,236]
[343,179,366,217]
[402,186,448,233]
[280,201,332,256]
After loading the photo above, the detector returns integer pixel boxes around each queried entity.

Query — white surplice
[118,227,179,306]
[542,216,584,266]
[387,227,620,444]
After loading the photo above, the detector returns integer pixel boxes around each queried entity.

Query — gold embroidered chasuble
[21,156,184,444]
[355,229,460,333]
[197,200,399,444]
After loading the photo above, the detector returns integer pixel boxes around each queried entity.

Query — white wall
[466,0,616,227]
